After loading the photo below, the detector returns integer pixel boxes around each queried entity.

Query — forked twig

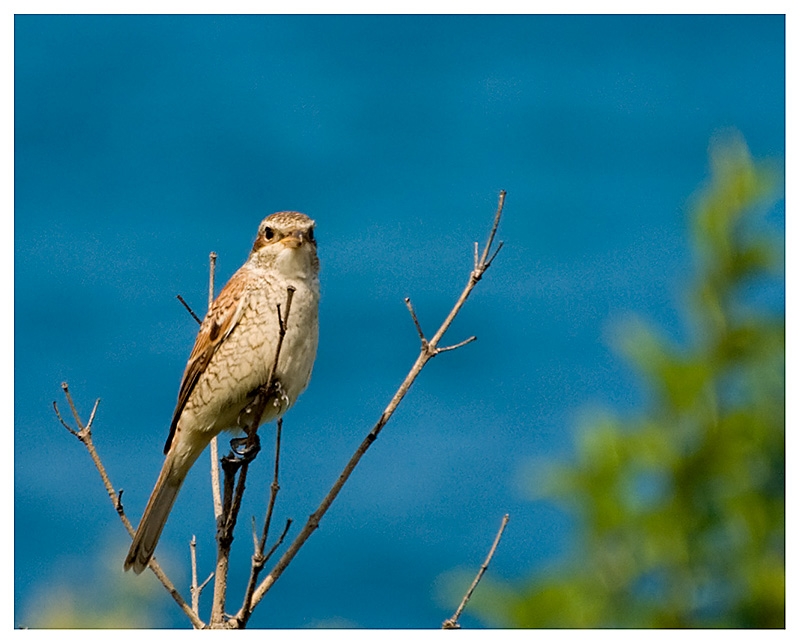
[190,535,199,614]
[442,513,510,629]
[230,190,507,626]
[189,535,214,616]
[54,383,204,629]
[236,415,293,624]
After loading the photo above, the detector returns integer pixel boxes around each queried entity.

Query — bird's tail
[124,441,202,574]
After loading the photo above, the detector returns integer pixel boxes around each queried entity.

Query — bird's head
[249,211,319,278]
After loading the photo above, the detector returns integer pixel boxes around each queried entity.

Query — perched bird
[124,211,320,574]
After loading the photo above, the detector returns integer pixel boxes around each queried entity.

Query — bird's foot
[223,433,261,465]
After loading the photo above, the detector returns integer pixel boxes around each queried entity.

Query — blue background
[14,15,785,628]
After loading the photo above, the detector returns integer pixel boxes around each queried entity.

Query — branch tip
[86,398,101,430]
[436,336,478,354]
[55,385,203,628]
[53,401,78,436]
[404,297,427,342]
[443,513,510,629]
[485,240,504,269]
[477,190,506,271]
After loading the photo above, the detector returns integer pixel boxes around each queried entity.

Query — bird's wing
[163,268,250,453]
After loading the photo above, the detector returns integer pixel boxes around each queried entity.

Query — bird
[124,211,320,574]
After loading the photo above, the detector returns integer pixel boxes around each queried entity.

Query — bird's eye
[263,227,275,240]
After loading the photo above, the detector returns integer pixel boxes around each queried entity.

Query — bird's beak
[281,230,305,249]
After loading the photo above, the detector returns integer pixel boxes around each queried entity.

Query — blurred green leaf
[480,135,784,628]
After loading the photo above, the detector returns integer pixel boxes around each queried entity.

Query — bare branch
[208,251,223,523]
[436,335,477,354]
[477,189,506,270]
[263,519,292,565]
[427,193,505,351]
[85,398,100,431]
[443,513,510,629]
[55,384,205,629]
[52,401,79,437]
[265,418,283,544]
[61,382,84,431]
[199,572,214,593]
[485,240,504,271]
[208,252,217,310]
[190,535,214,621]
[404,297,427,345]
[176,294,202,325]
[240,190,507,619]
[237,418,286,623]
[190,536,200,616]
[251,516,259,552]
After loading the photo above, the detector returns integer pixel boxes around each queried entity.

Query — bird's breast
[178,272,319,439]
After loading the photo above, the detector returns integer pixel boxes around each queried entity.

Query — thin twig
[238,418,285,622]
[485,240,504,271]
[442,514,510,629]
[437,336,478,354]
[85,398,100,431]
[208,252,217,311]
[176,295,202,325]
[190,536,200,616]
[55,383,205,629]
[208,252,223,523]
[263,518,292,564]
[190,535,214,620]
[209,287,295,627]
[251,516,259,552]
[477,190,506,270]
[237,190,506,622]
[264,418,283,550]
[404,297,427,345]
[198,574,214,595]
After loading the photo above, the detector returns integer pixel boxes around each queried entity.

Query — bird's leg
[226,434,261,463]
[225,399,262,467]
[226,375,284,465]
[226,409,262,467]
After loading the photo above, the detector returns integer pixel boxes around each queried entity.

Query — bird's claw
[223,434,261,465]
[231,433,261,463]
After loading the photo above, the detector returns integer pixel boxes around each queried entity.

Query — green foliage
[486,135,784,628]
